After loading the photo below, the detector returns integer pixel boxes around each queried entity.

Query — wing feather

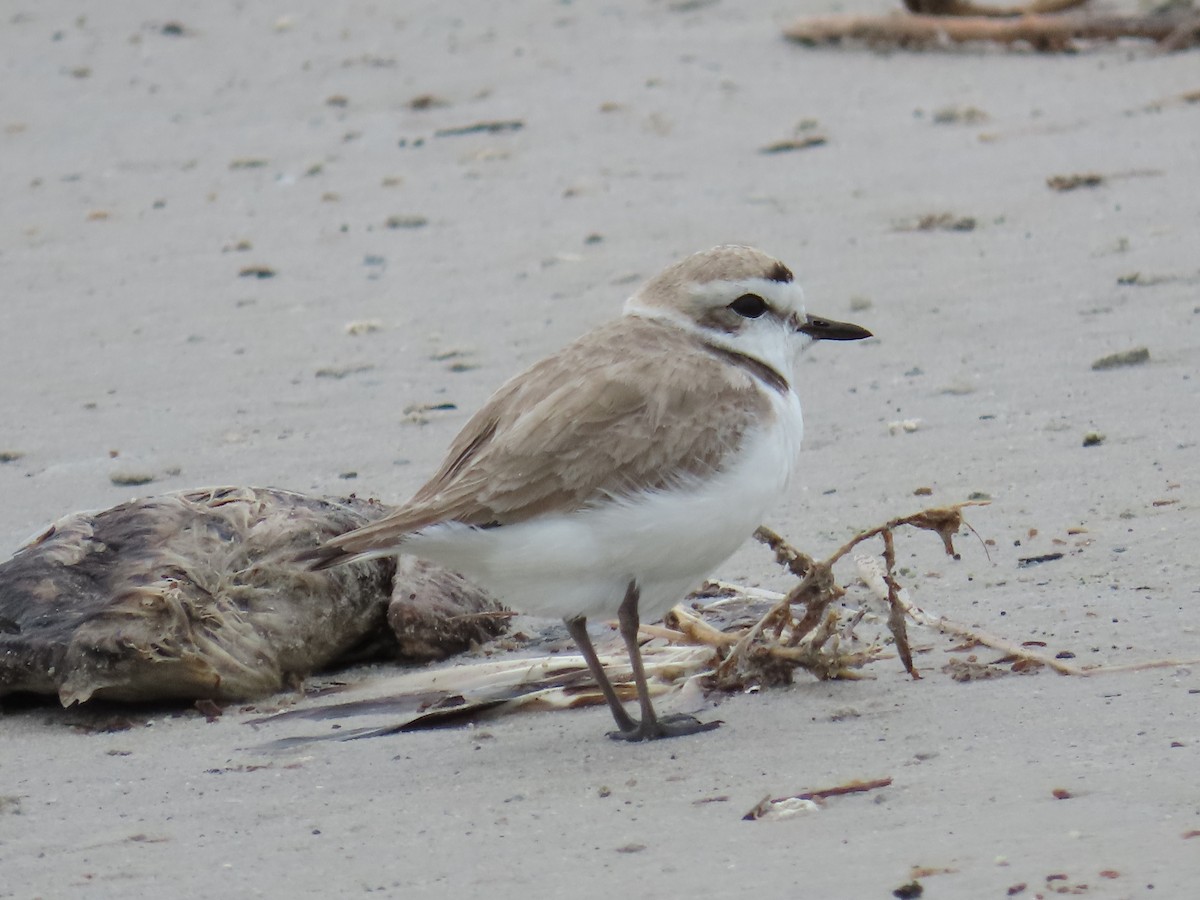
[316,316,774,561]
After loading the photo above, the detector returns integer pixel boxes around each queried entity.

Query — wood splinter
[744,777,895,820]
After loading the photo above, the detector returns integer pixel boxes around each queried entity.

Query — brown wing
[310,316,773,564]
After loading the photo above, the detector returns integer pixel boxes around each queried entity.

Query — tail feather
[297,505,440,571]
[295,543,358,571]
[297,522,416,571]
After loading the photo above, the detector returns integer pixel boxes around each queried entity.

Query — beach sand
[2,2,1197,896]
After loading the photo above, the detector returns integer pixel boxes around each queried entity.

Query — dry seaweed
[1047,173,1105,191]
[783,5,1200,52]
[1091,347,1150,370]
[711,502,986,689]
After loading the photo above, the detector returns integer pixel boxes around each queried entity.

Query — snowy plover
[302,245,871,740]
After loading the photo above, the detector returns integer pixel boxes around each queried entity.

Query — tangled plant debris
[783,0,1200,52]
[700,502,985,690]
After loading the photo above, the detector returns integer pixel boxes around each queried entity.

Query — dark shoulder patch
[767,261,793,283]
[700,342,789,396]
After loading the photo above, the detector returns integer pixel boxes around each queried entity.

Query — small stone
[409,94,449,110]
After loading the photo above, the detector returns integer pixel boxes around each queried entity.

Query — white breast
[406,387,805,623]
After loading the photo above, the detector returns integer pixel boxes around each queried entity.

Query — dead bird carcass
[0,487,505,706]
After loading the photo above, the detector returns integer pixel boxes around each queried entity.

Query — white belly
[406,391,804,622]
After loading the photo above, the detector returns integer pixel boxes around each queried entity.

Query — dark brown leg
[564,615,638,734]
[609,582,720,742]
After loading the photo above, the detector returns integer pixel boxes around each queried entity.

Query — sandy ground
[2,1,1199,897]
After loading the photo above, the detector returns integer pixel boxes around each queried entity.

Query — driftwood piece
[0,487,505,706]
[904,0,1089,16]
[783,10,1200,52]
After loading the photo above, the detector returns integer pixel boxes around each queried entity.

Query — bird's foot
[606,713,721,742]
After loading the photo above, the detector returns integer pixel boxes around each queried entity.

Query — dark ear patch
[767,261,793,283]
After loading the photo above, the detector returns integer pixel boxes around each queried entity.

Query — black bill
[797,313,873,342]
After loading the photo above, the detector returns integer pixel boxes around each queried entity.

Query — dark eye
[728,293,767,319]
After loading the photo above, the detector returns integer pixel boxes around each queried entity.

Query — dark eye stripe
[728,294,767,319]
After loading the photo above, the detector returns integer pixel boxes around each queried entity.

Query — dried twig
[662,497,1190,690]
[882,529,918,678]
[744,776,894,820]
[645,607,737,648]
[1076,657,1200,675]
[856,556,1200,677]
[752,525,815,578]
[855,554,1084,675]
